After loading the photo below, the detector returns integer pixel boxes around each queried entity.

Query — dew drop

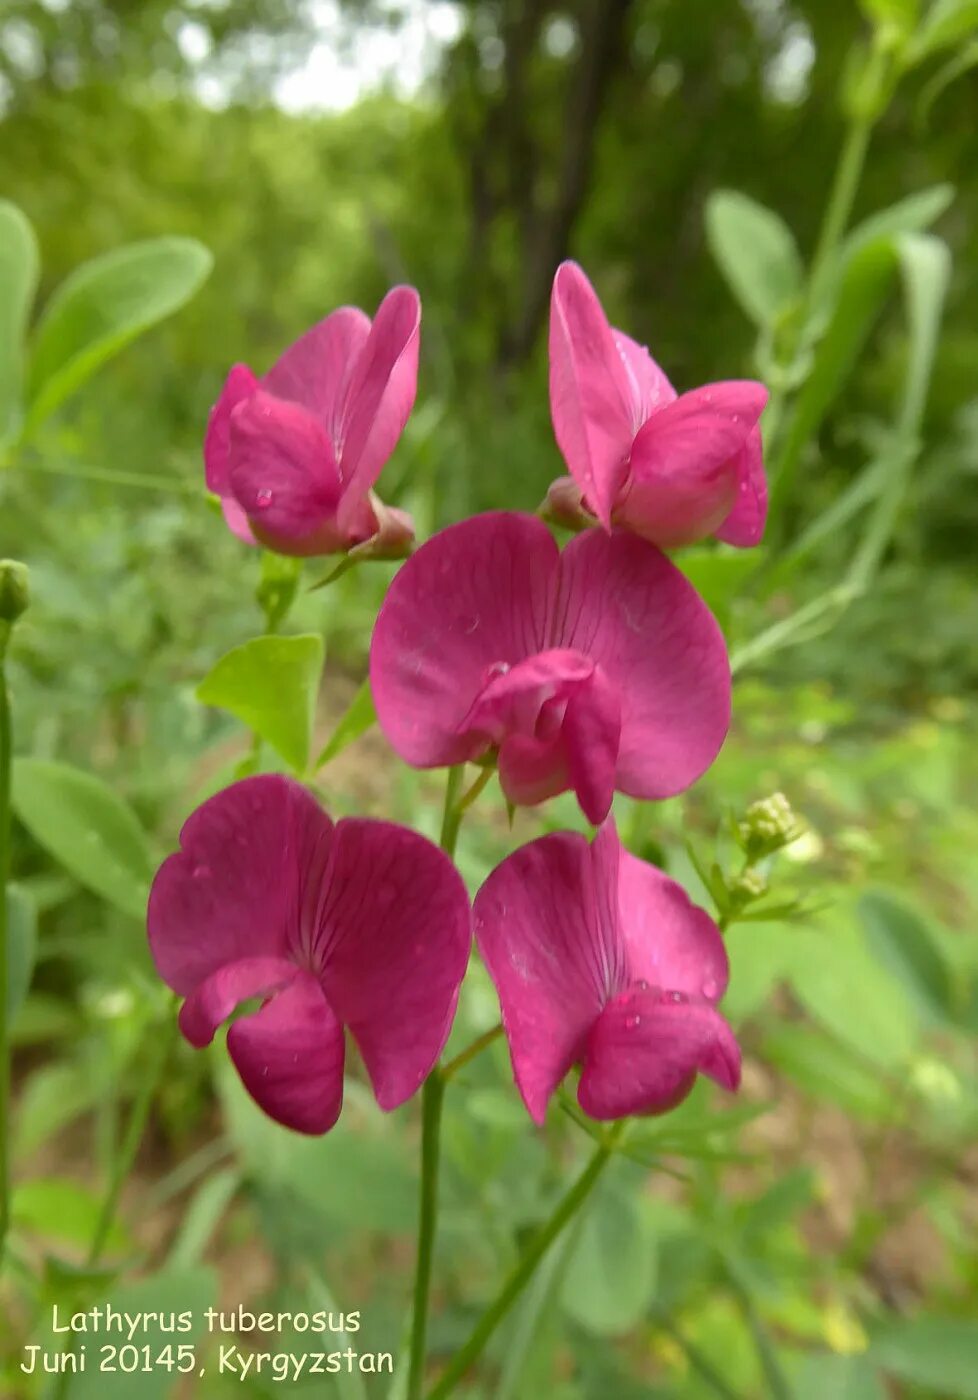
[487,660,511,678]
[625,1015,641,1030]
[462,615,479,635]
[701,977,719,999]
[191,863,211,879]
[255,488,274,510]
[668,990,684,1003]
[635,978,649,991]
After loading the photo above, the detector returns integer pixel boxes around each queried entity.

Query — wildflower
[369,512,730,825]
[147,775,470,1134]
[204,288,420,558]
[546,261,767,548]
[473,821,741,1122]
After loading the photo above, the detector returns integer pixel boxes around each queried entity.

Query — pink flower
[369,512,730,825]
[474,820,740,1123]
[547,261,768,549]
[147,775,470,1134]
[204,287,421,558]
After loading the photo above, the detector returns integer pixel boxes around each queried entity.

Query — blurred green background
[1,1,977,1396]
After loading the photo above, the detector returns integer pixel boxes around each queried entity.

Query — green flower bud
[0,559,29,625]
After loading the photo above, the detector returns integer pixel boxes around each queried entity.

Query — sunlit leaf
[0,199,39,443]
[27,236,212,428]
[12,758,154,919]
[196,633,324,773]
[705,189,803,328]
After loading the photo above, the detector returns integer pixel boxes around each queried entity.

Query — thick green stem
[0,624,12,1262]
[426,1125,623,1399]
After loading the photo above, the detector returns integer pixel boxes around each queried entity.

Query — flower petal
[147,774,333,995]
[620,381,768,548]
[335,285,421,527]
[317,818,471,1111]
[549,262,635,528]
[578,989,741,1120]
[617,848,729,1001]
[714,427,768,547]
[263,306,372,436]
[555,528,731,800]
[612,331,676,423]
[204,364,259,495]
[473,829,625,1124]
[178,956,299,1047]
[227,389,343,545]
[227,970,346,1134]
[220,496,258,546]
[370,512,559,768]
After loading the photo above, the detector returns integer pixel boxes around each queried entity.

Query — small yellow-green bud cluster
[737,791,805,861]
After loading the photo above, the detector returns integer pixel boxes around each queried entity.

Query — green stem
[426,1125,624,1399]
[654,1316,748,1400]
[406,765,467,1398]
[20,456,201,496]
[87,1013,178,1266]
[726,1269,794,1400]
[0,622,11,1263]
[441,1024,503,1083]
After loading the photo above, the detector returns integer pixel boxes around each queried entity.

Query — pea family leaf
[27,236,212,428]
[705,189,803,328]
[11,759,155,920]
[196,633,324,773]
[561,1177,657,1335]
[0,199,40,443]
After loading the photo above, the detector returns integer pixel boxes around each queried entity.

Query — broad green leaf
[705,189,803,327]
[65,1267,216,1400]
[12,758,154,919]
[909,0,978,59]
[196,633,324,772]
[870,1314,978,1397]
[5,883,37,1022]
[27,236,212,428]
[722,921,794,1022]
[783,919,919,1067]
[14,1061,100,1157]
[793,1352,886,1400]
[859,889,954,1023]
[845,184,954,253]
[561,1178,657,1335]
[314,676,377,770]
[12,1178,129,1252]
[761,1023,891,1120]
[0,199,39,443]
[896,232,951,433]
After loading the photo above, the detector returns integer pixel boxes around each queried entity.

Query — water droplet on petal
[701,977,719,999]
[255,488,274,510]
[625,1015,641,1029]
[487,660,510,678]
[192,863,211,879]
[635,978,649,991]
[462,615,479,635]
[668,990,684,1003]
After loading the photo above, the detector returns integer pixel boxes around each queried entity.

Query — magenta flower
[547,261,768,549]
[204,287,421,558]
[369,512,730,825]
[147,775,470,1134]
[474,821,740,1123]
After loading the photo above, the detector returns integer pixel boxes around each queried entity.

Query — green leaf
[870,1314,978,1397]
[12,1178,130,1253]
[858,0,920,32]
[27,236,212,428]
[196,633,324,772]
[0,199,40,443]
[845,184,954,253]
[916,40,978,124]
[783,919,920,1067]
[5,883,37,1022]
[761,1023,891,1119]
[314,677,377,770]
[909,0,978,59]
[166,1166,241,1269]
[704,189,803,328]
[677,548,763,630]
[793,1353,886,1400]
[859,889,955,1023]
[561,1178,657,1335]
[896,231,951,432]
[722,922,794,1022]
[12,758,154,919]
[65,1267,216,1400]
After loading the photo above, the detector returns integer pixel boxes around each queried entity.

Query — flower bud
[0,559,29,625]
[737,791,805,861]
